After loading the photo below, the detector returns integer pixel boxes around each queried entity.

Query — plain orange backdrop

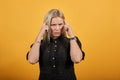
[0,0,120,80]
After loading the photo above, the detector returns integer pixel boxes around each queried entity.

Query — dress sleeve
[26,43,33,60]
[26,40,43,60]
[75,36,85,60]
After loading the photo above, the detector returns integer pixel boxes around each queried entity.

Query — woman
[27,9,85,80]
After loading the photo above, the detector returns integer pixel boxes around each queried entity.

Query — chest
[40,40,70,63]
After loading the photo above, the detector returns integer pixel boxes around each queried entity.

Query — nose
[55,25,60,30]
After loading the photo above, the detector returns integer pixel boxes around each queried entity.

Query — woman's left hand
[64,21,74,38]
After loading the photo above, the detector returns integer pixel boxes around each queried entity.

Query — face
[50,17,64,39]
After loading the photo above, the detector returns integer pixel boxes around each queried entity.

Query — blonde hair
[43,9,66,41]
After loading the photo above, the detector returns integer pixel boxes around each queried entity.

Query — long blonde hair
[43,9,66,41]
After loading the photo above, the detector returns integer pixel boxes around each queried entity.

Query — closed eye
[51,24,56,26]
[58,23,63,26]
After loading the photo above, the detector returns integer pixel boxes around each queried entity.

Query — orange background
[0,0,120,80]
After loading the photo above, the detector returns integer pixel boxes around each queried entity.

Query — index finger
[64,20,69,25]
[43,22,46,25]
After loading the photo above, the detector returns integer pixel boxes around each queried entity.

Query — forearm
[63,21,83,63]
[28,34,42,64]
[27,23,49,64]
[70,39,83,63]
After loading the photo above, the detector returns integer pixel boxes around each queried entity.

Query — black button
[54,50,56,52]
[54,45,57,47]
[53,65,56,68]
[54,41,57,43]
[52,57,55,60]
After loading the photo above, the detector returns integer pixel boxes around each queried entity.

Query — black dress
[27,36,85,80]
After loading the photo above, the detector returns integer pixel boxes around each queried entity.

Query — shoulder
[61,36,70,43]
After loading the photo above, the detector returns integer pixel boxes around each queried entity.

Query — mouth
[54,32,60,34]
[53,32,61,35]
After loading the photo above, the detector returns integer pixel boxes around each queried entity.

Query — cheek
[50,27,54,31]
[50,28,56,34]
[60,26,64,31]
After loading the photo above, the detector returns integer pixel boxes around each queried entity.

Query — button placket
[53,65,56,68]
[51,40,57,68]
[52,57,55,60]
[54,40,57,52]
[54,40,57,44]
[54,45,57,48]
[48,50,50,53]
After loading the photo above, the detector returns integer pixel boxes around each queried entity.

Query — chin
[53,35,61,38]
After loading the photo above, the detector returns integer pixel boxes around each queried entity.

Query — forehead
[51,17,64,23]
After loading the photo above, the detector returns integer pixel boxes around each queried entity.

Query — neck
[52,36,59,39]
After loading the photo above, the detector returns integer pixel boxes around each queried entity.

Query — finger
[64,25,68,31]
[45,26,49,32]
[64,20,69,25]
[43,22,46,25]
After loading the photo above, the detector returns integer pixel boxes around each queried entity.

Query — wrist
[34,40,41,44]
[35,37,42,44]
[69,33,74,38]
[69,36,77,41]
[69,35,75,38]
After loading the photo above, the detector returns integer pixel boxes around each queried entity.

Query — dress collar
[50,35,64,43]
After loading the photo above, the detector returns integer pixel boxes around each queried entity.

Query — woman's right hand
[35,23,49,41]
[39,23,49,37]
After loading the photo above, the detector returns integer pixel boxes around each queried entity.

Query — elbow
[72,56,83,63]
[28,59,36,64]
[73,61,80,64]
[27,53,39,64]
[28,58,38,64]
[74,59,81,64]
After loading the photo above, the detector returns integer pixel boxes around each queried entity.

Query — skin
[28,17,83,64]
[50,17,64,39]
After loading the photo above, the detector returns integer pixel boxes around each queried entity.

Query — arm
[27,34,42,64]
[64,22,83,63]
[70,37,83,63]
[27,23,49,64]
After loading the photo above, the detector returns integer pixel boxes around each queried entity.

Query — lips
[53,32,61,35]
[54,32,60,34]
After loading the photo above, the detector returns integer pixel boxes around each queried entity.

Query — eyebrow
[51,23,63,25]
